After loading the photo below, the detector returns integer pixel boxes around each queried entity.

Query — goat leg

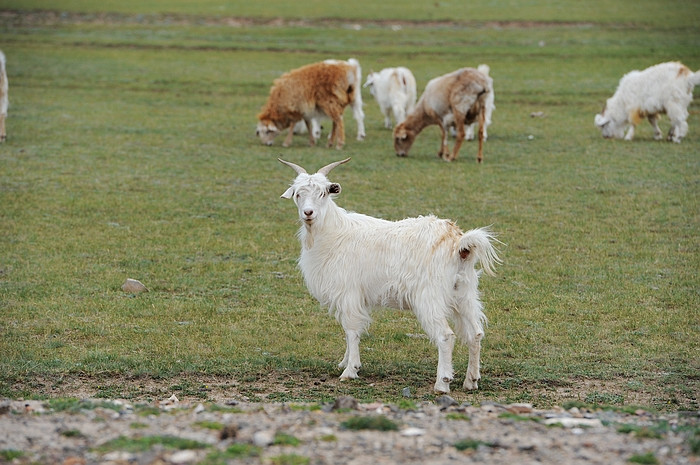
[282,122,295,147]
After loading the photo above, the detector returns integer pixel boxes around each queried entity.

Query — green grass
[95,435,209,453]
[341,416,399,431]
[0,1,698,411]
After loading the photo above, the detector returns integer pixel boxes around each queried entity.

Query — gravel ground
[0,396,698,465]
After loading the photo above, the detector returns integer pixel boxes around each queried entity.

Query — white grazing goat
[257,58,365,149]
[449,64,495,141]
[363,66,417,128]
[394,67,492,162]
[595,61,700,143]
[279,158,500,393]
[293,118,323,142]
[0,51,7,142]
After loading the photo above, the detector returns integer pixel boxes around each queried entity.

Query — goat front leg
[624,125,636,141]
[648,115,662,140]
[304,119,317,146]
[463,332,483,390]
[447,115,467,162]
[282,122,296,147]
[339,329,362,380]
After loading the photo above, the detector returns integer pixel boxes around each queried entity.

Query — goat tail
[459,227,501,276]
[347,58,362,85]
[477,64,490,77]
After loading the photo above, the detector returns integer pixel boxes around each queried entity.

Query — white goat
[292,118,323,142]
[0,51,7,142]
[595,61,700,143]
[279,158,500,393]
[449,64,494,141]
[363,67,417,128]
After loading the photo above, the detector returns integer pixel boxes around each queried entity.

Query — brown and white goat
[394,68,492,162]
[256,59,365,149]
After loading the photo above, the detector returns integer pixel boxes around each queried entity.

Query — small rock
[193,403,205,414]
[219,424,238,440]
[102,451,135,462]
[62,458,86,465]
[121,278,148,293]
[332,396,359,411]
[543,417,603,428]
[252,430,275,447]
[401,387,412,398]
[169,450,198,464]
[437,395,457,410]
[401,427,426,437]
[507,403,533,414]
[530,111,545,118]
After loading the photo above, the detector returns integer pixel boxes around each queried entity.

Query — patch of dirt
[9,372,696,413]
[1,395,698,465]
[0,9,598,30]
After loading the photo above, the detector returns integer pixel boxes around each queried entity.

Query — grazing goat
[449,64,495,141]
[363,66,417,128]
[293,118,323,142]
[394,67,492,162]
[0,51,7,142]
[256,58,365,149]
[594,61,700,143]
[279,158,500,393]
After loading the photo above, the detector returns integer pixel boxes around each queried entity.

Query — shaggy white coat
[363,66,417,128]
[594,61,700,143]
[280,158,500,393]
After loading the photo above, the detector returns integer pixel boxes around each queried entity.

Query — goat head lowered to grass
[279,157,501,393]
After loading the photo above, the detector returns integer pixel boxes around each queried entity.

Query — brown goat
[256,59,365,149]
[394,68,491,162]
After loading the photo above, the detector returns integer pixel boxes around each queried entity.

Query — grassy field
[0,2,698,411]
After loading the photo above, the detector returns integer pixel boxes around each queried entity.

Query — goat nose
[303,209,313,217]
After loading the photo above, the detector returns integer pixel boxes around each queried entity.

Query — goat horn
[317,158,351,176]
[278,158,307,175]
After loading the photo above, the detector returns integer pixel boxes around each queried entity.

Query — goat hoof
[340,372,359,381]
[434,381,451,394]
[463,377,480,390]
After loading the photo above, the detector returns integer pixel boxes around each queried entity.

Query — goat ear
[281,186,294,199]
[328,183,341,195]
[594,114,608,127]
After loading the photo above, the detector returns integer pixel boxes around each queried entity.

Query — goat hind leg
[463,332,483,390]
[339,329,362,380]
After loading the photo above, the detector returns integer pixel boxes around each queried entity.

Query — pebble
[121,278,148,293]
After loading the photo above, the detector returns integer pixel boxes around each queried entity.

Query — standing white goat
[279,158,500,393]
[363,66,417,128]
